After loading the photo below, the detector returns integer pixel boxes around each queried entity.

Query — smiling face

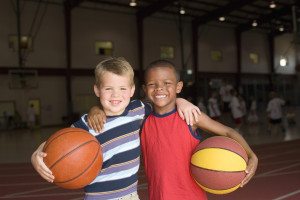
[94,71,135,116]
[143,65,183,114]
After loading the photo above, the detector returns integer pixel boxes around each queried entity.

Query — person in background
[27,104,36,130]
[207,91,221,120]
[266,91,285,135]
[197,96,207,114]
[247,96,258,125]
[219,80,233,113]
[229,89,244,131]
[238,94,247,121]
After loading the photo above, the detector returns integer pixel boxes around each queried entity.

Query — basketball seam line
[53,140,101,184]
[193,177,241,191]
[44,129,85,151]
[190,163,246,173]
[196,147,248,163]
[49,139,96,169]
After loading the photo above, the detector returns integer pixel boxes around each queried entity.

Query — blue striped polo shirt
[72,100,150,200]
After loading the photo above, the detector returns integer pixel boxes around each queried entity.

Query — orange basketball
[43,127,103,189]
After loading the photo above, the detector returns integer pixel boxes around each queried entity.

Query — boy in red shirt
[89,60,258,200]
[141,60,258,200]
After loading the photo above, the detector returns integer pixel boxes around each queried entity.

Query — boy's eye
[105,88,112,90]
[121,88,127,90]
[147,83,154,87]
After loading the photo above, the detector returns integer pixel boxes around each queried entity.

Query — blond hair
[94,57,134,86]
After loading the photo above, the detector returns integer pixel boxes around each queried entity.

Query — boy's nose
[112,90,120,97]
[154,84,164,91]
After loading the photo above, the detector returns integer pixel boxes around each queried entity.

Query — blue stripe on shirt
[84,173,138,193]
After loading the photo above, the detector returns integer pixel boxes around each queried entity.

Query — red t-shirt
[141,110,207,200]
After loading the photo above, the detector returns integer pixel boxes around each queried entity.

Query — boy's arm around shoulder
[87,106,107,133]
[176,98,201,126]
[192,113,258,187]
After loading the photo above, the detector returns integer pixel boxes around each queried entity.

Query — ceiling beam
[237,6,291,32]
[193,0,255,27]
[137,0,176,19]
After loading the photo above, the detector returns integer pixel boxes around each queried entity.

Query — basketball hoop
[8,69,38,90]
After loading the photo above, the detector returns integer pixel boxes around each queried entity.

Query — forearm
[225,129,257,159]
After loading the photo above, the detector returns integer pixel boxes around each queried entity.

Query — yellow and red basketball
[190,136,248,194]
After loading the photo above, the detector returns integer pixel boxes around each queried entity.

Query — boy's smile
[144,66,183,114]
[94,71,135,116]
[110,100,122,105]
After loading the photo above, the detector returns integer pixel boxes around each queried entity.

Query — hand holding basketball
[31,142,54,182]
[42,127,103,189]
[241,152,258,187]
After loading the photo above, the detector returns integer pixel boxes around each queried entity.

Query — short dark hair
[144,59,180,82]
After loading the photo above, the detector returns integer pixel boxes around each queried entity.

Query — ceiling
[65,0,300,36]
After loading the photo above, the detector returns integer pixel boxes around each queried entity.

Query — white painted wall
[198,25,237,72]
[274,33,296,74]
[144,17,192,69]
[72,8,138,69]
[241,31,270,73]
[0,75,67,126]
[0,1,66,68]
[0,1,297,126]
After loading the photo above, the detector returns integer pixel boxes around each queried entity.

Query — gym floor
[0,109,299,200]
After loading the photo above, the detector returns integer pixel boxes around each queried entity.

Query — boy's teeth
[156,95,166,98]
[111,100,120,104]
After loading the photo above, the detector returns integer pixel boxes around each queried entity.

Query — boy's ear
[94,84,100,97]
[130,85,135,97]
[176,81,183,94]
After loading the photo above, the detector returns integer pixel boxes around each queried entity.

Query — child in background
[267,91,285,135]
[197,96,207,114]
[229,89,244,131]
[27,104,36,130]
[31,57,200,200]
[247,97,258,124]
[238,94,247,118]
[207,91,221,120]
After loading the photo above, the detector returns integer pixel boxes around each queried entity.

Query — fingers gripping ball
[190,136,248,194]
[43,127,103,189]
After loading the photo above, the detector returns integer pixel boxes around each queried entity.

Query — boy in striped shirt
[31,57,199,200]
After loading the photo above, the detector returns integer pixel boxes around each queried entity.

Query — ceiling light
[179,6,185,15]
[187,69,193,75]
[279,26,284,32]
[269,1,276,9]
[252,20,258,27]
[219,16,226,22]
[129,0,137,7]
[279,57,287,67]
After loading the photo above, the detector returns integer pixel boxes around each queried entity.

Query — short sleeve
[72,114,89,131]
[144,102,152,116]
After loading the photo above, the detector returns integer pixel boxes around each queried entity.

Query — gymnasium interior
[0,0,300,199]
